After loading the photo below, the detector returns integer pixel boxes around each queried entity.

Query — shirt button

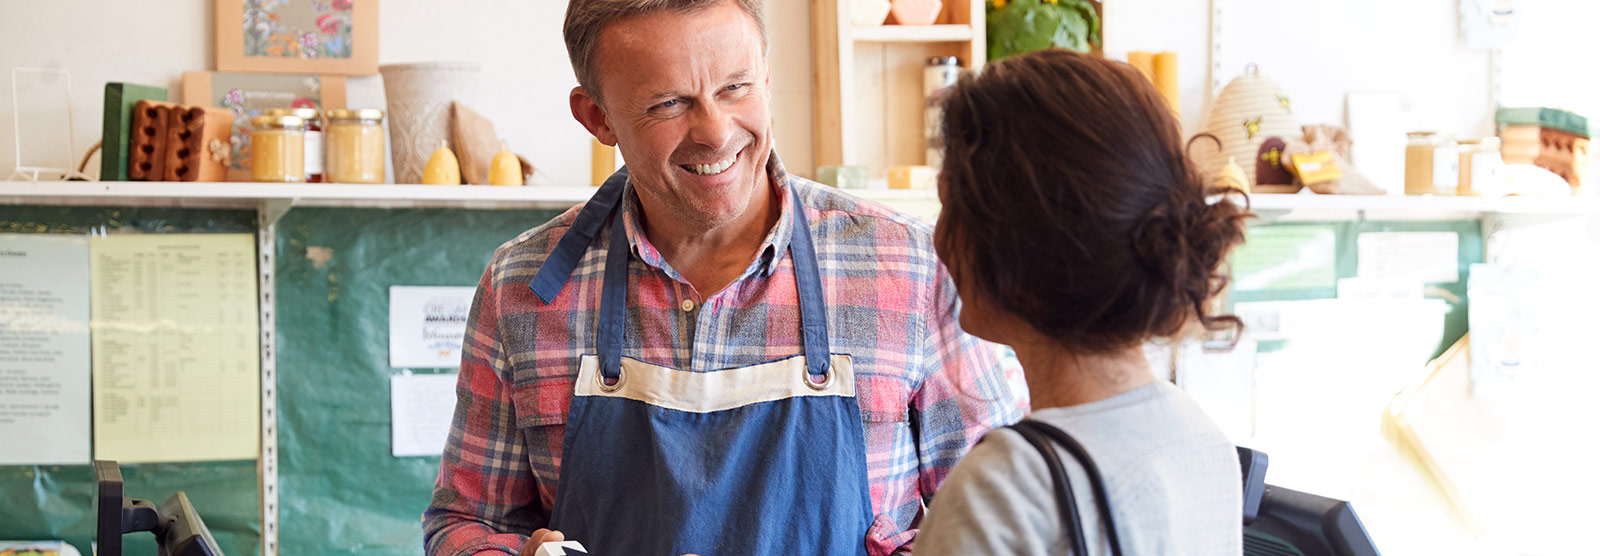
[681,299,695,312]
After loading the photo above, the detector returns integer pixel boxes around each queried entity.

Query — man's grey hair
[564,0,768,101]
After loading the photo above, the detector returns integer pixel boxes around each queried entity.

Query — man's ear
[570,86,617,147]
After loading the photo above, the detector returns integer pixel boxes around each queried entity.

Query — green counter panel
[273,207,562,555]
[1228,219,1484,360]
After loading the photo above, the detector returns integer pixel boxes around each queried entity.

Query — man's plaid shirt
[423,154,1025,556]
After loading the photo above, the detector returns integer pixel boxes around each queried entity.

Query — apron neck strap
[597,185,831,378]
[597,201,633,379]
[528,167,630,304]
[786,186,831,378]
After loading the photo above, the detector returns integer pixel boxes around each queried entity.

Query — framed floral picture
[216,0,378,75]
[182,71,348,180]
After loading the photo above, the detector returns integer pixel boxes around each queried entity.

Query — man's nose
[688,102,734,152]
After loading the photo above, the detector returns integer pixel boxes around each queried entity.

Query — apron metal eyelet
[805,369,833,391]
[598,368,626,392]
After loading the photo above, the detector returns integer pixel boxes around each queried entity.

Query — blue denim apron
[529,169,874,556]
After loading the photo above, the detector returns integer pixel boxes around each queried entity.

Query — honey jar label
[1432,146,1460,190]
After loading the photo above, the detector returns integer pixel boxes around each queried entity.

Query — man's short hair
[563,0,768,102]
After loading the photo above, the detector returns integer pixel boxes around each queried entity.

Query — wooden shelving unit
[812,0,985,178]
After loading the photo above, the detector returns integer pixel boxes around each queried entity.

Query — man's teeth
[685,156,735,176]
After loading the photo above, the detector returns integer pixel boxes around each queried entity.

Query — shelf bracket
[256,218,281,556]
[259,198,296,227]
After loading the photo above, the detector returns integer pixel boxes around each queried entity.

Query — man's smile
[679,148,742,176]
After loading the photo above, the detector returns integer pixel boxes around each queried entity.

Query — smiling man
[421,1,1023,555]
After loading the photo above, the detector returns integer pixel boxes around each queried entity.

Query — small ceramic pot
[890,0,942,26]
[852,0,892,26]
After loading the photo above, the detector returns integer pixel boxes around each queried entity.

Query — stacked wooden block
[126,100,234,182]
[1497,107,1592,193]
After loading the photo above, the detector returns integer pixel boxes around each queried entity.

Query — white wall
[1498,0,1600,119]
[0,0,816,185]
[2,0,1590,185]
[1102,0,1216,136]
[1071,0,1498,146]
[1216,0,1494,138]
[1,1,212,178]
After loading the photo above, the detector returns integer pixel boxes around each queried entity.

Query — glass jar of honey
[263,108,323,183]
[325,108,386,184]
[1457,137,1502,196]
[1404,132,1457,196]
[250,115,306,183]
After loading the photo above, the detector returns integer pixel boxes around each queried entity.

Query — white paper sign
[390,373,458,457]
[1336,277,1424,300]
[0,541,82,556]
[389,286,475,369]
[1357,232,1460,284]
[89,234,261,464]
[0,234,91,465]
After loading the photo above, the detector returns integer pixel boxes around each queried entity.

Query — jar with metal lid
[924,56,960,168]
[1457,137,1502,196]
[1404,132,1457,195]
[264,108,323,183]
[250,115,306,183]
[325,108,386,184]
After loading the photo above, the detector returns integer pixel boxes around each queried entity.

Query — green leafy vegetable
[987,0,1101,61]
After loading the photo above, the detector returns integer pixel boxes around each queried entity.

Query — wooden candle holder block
[1501,125,1591,190]
[163,106,234,182]
[128,100,178,181]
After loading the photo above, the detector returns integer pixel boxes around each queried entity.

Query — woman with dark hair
[914,48,1250,555]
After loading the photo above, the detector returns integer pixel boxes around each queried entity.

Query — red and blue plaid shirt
[424,154,1026,556]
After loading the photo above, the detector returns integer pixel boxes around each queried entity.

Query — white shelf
[851,24,974,43]
[836,187,942,221]
[1246,192,1600,221]
[831,189,1600,222]
[7,181,1597,223]
[0,181,598,211]
[840,187,938,201]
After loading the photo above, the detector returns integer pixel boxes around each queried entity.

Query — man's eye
[726,84,744,92]
[658,99,679,109]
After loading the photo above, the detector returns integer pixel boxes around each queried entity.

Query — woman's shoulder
[917,426,1064,556]
[1025,383,1242,515]
[1029,382,1234,459]
[940,425,1056,507]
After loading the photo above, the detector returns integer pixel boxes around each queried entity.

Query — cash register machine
[1239,447,1383,556]
[94,460,224,556]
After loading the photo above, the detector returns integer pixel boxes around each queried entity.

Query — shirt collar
[620,151,798,282]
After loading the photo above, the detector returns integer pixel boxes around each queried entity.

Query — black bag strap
[1008,420,1124,556]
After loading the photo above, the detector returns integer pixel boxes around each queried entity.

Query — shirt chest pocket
[508,377,571,508]
[855,374,911,424]
[511,376,573,428]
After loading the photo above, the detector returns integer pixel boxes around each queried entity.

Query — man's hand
[516,529,565,556]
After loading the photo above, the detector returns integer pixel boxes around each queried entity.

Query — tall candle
[1153,51,1180,115]
[1127,51,1155,84]
[591,138,616,186]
